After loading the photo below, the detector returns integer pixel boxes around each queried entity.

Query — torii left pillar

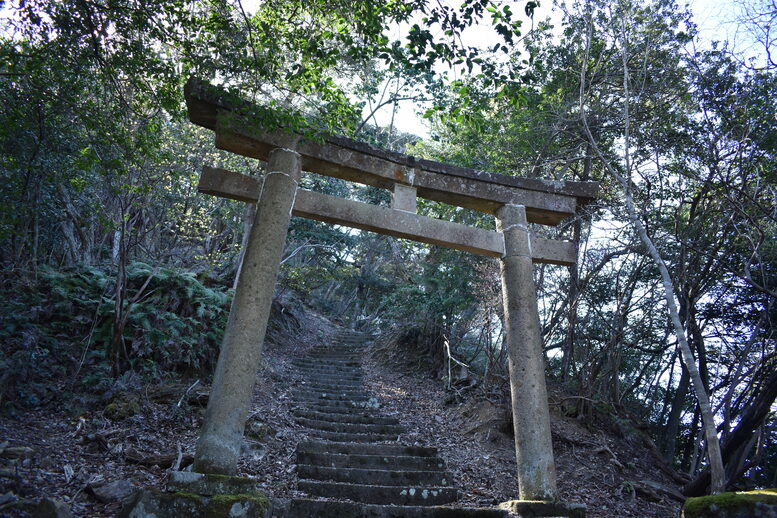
[193,148,301,475]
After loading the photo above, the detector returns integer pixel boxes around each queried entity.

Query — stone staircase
[284,330,508,517]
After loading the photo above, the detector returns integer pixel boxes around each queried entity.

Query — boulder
[167,471,263,496]
[90,479,137,504]
[32,497,73,518]
[682,489,777,518]
[120,489,270,518]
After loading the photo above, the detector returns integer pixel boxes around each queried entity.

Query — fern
[1,263,233,408]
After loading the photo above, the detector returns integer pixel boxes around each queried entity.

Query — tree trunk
[561,216,581,384]
[578,9,726,493]
[663,364,690,460]
[112,229,121,264]
[562,143,592,383]
[111,219,128,377]
[60,221,80,266]
[57,184,92,264]
[683,367,777,495]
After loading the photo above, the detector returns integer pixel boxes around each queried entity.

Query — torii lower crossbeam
[199,165,577,265]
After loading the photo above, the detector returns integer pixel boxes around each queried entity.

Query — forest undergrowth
[0,264,231,413]
[0,269,685,517]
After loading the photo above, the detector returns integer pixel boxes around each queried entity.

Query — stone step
[293,388,366,398]
[296,366,363,374]
[292,399,379,411]
[295,369,364,379]
[311,342,366,348]
[295,417,404,435]
[308,342,367,353]
[330,334,372,341]
[293,389,370,400]
[301,352,362,359]
[307,429,399,443]
[299,370,363,376]
[297,440,437,458]
[294,367,363,374]
[297,386,366,395]
[297,378,365,387]
[309,350,366,356]
[302,351,359,354]
[298,464,449,486]
[288,331,476,513]
[292,395,372,406]
[294,394,372,404]
[292,409,400,426]
[310,350,366,356]
[294,385,368,394]
[293,402,381,414]
[296,359,362,367]
[296,452,445,471]
[297,480,458,506]
[285,499,508,518]
[293,403,382,415]
[295,385,369,395]
[307,352,364,358]
[303,366,363,374]
[296,376,364,385]
[332,339,372,345]
[300,353,364,367]
[293,402,375,413]
[292,359,362,367]
[298,381,366,391]
[297,360,361,368]
[294,368,364,383]
[291,358,362,367]
[295,376,364,388]
[309,344,367,351]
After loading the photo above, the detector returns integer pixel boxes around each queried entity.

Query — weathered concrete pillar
[496,203,558,501]
[193,148,301,475]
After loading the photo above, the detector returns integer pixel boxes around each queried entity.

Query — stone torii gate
[184,78,598,504]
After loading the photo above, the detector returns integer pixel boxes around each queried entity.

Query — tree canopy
[1,0,775,497]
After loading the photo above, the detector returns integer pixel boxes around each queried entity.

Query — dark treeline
[0,0,775,497]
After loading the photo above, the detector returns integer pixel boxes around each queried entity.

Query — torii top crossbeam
[184,79,599,221]
[184,78,598,266]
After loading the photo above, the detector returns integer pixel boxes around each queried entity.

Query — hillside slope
[0,305,682,517]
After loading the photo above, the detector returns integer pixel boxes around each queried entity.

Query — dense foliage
[1,0,775,496]
[0,263,230,408]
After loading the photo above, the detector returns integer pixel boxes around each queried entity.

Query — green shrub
[0,263,231,409]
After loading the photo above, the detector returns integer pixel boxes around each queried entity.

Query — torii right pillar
[497,203,558,501]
